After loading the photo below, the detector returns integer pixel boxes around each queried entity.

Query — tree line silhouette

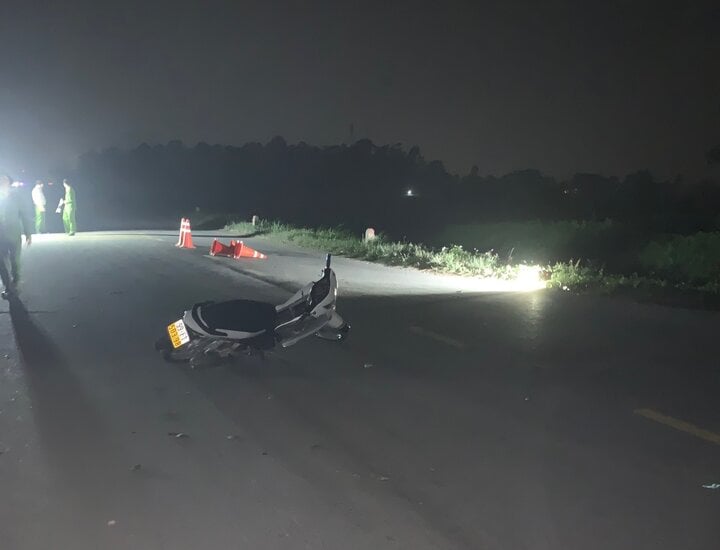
[70,137,720,239]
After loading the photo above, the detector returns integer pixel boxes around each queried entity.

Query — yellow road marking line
[409,326,465,349]
[634,408,720,446]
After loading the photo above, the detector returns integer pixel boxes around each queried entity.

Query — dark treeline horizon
[64,137,720,238]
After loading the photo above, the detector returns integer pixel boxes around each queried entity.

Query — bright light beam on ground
[434,265,546,294]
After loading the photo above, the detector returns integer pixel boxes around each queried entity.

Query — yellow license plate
[167,319,190,349]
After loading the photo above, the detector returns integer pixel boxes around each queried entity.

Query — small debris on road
[379,475,390,481]
[107,520,117,527]
[131,464,142,471]
[168,432,189,439]
[72,324,77,328]
[702,483,720,490]
[363,363,374,369]
[266,394,273,400]
[262,451,268,456]
[3,354,9,359]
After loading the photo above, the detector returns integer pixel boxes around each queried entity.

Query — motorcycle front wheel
[315,323,351,342]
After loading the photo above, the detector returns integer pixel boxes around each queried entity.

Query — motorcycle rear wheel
[189,350,224,369]
[155,334,207,364]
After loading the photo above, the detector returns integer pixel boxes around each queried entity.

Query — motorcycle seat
[197,300,277,334]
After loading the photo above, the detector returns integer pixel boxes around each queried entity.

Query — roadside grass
[226,219,720,295]
[547,261,658,292]
[227,220,518,279]
[434,223,720,293]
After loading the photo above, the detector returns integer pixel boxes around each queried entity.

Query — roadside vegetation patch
[433,220,624,264]
[227,220,524,280]
[226,220,720,296]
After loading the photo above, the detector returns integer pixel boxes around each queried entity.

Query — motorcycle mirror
[325,254,331,269]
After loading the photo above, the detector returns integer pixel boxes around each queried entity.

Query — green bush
[548,261,651,292]
[639,232,720,285]
[433,220,621,264]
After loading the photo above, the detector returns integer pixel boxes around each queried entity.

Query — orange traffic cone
[233,241,267,259]
[175,218,186,246]
[209,239,235,257]
[176,218,196,249]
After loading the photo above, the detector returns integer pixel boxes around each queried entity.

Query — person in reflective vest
[0,174,32,298]
[58,179,77,236]
[31,180,46,234]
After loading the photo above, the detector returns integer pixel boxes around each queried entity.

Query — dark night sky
[1,0,718,180]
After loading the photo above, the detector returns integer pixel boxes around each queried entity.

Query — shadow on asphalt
[9,297,112,488]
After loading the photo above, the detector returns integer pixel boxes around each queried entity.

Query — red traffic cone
[176,218,196,249]
[233,241,267,259]
[209,239,235,257]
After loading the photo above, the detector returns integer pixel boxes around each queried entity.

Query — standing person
[31,180,46,234]
[0,175,32,299]
[58,179,77,236]
[46,181,62,232]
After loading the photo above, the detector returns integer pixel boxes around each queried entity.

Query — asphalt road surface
[1,231,719,550]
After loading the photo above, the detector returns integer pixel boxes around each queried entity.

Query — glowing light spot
[514,264,546,292]
[452,264,546,293]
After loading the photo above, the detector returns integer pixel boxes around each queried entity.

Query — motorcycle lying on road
[155,254,350,368]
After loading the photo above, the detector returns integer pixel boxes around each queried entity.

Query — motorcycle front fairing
[275,281,315,322]
[277,308,349,347]
[274,263,336,329]
[276,312,332,348]
[274,264,345,347]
